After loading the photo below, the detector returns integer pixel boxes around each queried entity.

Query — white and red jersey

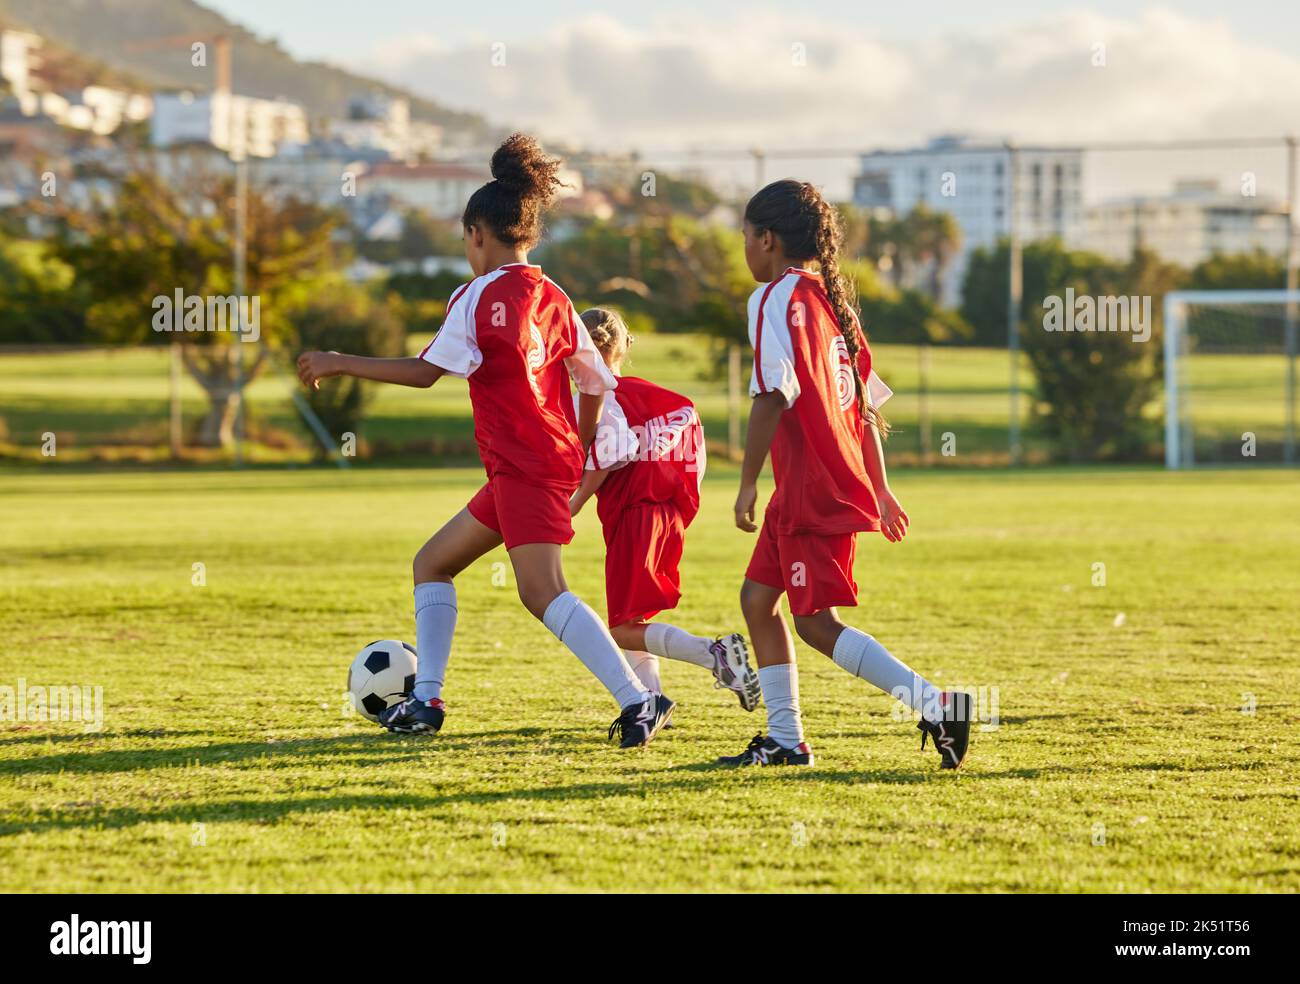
[749,267,892,536]
[578,376,706,531]
[420,263,615,488]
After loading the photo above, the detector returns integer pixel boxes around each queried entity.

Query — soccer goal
[1164,290,1300,468]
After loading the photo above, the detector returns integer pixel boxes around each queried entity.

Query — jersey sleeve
[582,392,640,472]
[564,307,618,396]
[747,283,800,407]
[419,284,481,378]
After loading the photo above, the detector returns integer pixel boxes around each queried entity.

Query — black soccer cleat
[608,693,675,748]
[717,733,814,767]
[918,691,973,769]
[379,695,446,734]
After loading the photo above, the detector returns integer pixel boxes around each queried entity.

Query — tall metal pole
[727,342,742,462]
[169,339,182,458]
[752,148,766,190]
[1285,135,1298,465]
[1007,143,1023,465]
[233,153,247,467]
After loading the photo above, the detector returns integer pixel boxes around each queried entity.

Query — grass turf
[4,335,1291,464]
[1,464,1297,892]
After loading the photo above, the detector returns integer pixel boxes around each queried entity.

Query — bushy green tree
[47,163,340,447]
[288,281,405,458]
[0,237,86,344]
[962,240,1183,461]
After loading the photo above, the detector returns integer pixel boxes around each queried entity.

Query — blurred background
[0,0,1296,469]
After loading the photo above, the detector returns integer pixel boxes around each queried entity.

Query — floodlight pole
[751,148,766,190]
[1006,143,1023,465]
[1285,136,1298,465]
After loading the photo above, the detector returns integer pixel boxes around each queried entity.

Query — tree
[48,161,340,448]
[540,215,752,338]
[0,237,86,344]
[961,239,1180,461]
[288,281,406,458]
[1188,250,1286,291]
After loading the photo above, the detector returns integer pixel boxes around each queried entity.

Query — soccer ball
[347,640,417,722]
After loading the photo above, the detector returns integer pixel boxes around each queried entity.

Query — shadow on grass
[0,726,601,777]
[0,722,1091,839]
[0,761,1034,838]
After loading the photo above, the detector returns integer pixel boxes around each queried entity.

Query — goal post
[1164,290,1300,469]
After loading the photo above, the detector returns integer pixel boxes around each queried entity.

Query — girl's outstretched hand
[734,483,759,532]
[297,351,339,390]
[877,487,910,542]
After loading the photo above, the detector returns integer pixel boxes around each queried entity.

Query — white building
[152,90,308,159]
[0,30,40,99]
[362,162,487,217]
[854,135,1085,305]
[327,94,443,162]
[1084,179,1290,268]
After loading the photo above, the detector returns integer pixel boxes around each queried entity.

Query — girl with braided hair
[719,179,972,769]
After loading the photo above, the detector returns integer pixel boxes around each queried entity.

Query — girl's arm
[570,468,609,516]
[297,351,445,390]
[734,391,786,531]
[575,391,604,450]
[861,422,910,542]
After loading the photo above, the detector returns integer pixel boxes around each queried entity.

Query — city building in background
[151,90,308,159]
[854,135,1085,304]
[1084,178,1290,267]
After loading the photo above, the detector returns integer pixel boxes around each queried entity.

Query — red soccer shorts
[467,473,575,550]
[744,518,858,616]
[603,502,685,628]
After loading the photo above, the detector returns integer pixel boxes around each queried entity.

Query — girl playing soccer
[719,179,973,769]
[297,135,673,748]
[569,307,760,712]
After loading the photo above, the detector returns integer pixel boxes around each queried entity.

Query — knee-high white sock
[543,592,647,709]
[758,663,804,748]
[643,622,714,669]
[625,651,662,694]
[831,627,943,721]
[412,582,457,701]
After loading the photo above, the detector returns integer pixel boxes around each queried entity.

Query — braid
[808,191,888,438]
[746,179,888,437]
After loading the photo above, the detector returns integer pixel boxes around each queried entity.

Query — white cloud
[352,7,1300,152]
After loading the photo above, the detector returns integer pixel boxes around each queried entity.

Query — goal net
[1164,290,1300,468]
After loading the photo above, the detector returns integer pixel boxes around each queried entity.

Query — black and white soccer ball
[347,640,418,723]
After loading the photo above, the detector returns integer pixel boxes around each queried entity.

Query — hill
[0,0,492,139]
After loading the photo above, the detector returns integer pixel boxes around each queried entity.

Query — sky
[200,0,1300,201]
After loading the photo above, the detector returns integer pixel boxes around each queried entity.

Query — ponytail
[462,133,564,248]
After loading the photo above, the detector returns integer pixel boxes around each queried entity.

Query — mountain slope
[0,0,490,137]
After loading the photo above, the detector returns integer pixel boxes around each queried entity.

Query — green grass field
[3,335,1292,465]
[2,464,1297,892]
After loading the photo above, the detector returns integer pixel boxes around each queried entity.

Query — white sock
[625,651,662,694]
[543,592,647,709]
[643,622,714,669]
[758,663,804,748]
[831,627,943,721]
[412,582,457,702]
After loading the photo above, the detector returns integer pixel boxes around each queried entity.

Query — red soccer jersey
[582,376,706,531]
[419,263,616,488]
[749,267,890,535]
